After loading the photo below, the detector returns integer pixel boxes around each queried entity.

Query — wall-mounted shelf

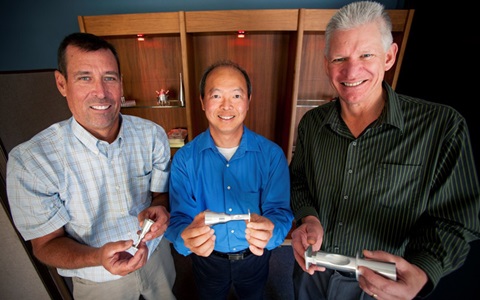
[121,100,185,109]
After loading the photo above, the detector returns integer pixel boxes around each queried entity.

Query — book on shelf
[167,128,187,148]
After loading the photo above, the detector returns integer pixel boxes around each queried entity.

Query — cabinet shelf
[297,99,331,107]
[121,100,185,109]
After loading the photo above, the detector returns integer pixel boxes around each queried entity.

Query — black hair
[57,32,121,78]
[199,60,252,99]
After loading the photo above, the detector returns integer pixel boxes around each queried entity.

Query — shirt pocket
[126,172,152,215]
[374,163,422,208]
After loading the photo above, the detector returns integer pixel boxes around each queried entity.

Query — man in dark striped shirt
[289,1,480,299]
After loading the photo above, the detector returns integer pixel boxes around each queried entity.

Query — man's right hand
[291,215,324,274]
[31,227,148,276]
[181,211,216,257]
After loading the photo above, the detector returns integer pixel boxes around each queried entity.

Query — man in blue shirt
[165,60,293,300]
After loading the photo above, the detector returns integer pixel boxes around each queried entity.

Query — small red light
[237,30,245,38]
[137,34,145,41]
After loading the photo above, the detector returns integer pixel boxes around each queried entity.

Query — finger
[292,250,307,271]
[181,225,215,243]
[113,240,134,253]
[246,226,271,241]
[182,225,213,240]
[193,237,215,256]
[305,226,317,244]
[248,244,264,256]
[246,235,267,250]
[363,249,394,263]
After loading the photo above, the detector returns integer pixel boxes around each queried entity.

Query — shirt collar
[382,82,405,132]
[324,81,405,132]
[71,115,124,155]
[197,125,261,157]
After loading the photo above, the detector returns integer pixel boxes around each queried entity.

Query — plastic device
[204,210,251,225]
[133,218,155,249]
[304,246,397,281]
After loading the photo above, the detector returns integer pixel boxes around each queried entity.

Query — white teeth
[219,115,234,120]
[343,81,363,87]
[91,105,110,110]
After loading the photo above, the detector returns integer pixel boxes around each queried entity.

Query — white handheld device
[204,210,251,225]
[304,246,397,281]
[133,219,155,249]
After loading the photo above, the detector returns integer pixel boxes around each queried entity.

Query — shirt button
[116,186,120,190]
[334,246,339,252]
[226,163,230,167]
[348,169,353,174]
[227,186,231,190]
[228,208,233,212]
[233,248,237,251]
[343,195,348,200]
[231,230,235,233]
[352,141,357,146]
[339,222,343,226]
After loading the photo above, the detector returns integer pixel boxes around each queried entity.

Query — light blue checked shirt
[7,115,170,282]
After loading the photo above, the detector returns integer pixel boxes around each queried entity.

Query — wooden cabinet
[78,8,414,162]
[78,12,191,157]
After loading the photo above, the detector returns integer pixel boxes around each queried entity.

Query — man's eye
[233,94,241,99]
[79,76,91,81]
[361,54,374,58]
[104,76,117,82]
[332,58,346,63]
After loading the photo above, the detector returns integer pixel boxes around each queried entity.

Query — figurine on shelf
[156,89,169,105]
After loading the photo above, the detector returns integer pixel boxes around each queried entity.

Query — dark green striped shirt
[290,82,480,287]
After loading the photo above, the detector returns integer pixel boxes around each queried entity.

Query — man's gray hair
[325,1,393,56]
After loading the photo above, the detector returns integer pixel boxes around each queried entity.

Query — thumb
[306,225,318,245]
[195,211,209,226]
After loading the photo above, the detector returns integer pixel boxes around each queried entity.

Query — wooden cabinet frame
[78,8,414,162]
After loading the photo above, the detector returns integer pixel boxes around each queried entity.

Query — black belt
[336,270,356,278]
[211,249,252,260]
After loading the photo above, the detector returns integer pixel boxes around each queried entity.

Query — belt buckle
[227,253,244,260]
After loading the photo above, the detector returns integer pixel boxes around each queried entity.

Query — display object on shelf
[179,73,185,107]
[167,128,188,148]
[121,99,137,107]
[156,89,170,105]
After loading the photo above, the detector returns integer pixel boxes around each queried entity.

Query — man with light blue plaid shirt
[6,32,176,300]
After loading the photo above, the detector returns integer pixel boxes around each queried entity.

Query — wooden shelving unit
[78,8,414,161]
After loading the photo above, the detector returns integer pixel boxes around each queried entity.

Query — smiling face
[55,45,123,142]
[324,21,397,106]
[200,65,250,147]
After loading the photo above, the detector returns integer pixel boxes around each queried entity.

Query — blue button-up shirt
[7,115,170,282]
[165,126,293,255]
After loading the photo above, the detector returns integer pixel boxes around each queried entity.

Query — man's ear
[121,74,124,97]
[54,70,67,97]
[385,42,398,72]
[323,55,330,77]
